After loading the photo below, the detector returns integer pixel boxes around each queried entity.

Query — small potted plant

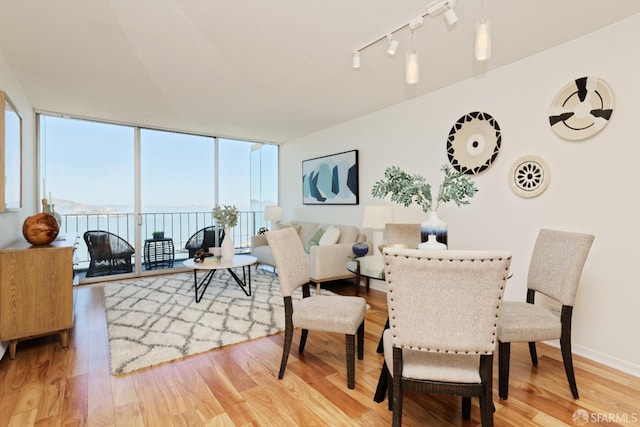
[152,231,164,239]
[212,204,239,260]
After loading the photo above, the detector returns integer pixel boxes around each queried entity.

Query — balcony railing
[60,210,267,270]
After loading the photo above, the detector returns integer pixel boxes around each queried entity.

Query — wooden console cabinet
[0,233,78,359]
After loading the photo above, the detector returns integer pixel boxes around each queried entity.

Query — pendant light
[406,29,419,84]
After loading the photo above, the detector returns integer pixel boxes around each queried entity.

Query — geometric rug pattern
[103,269,319,375]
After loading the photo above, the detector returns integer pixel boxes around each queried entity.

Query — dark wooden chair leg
[392,348,403,427]
[462,397,471,419]
[498,341,510,400]
[377,318,389,354]
[357,321,364,360]
[387,366,393,411]
[528,342,538,365]
[298,329,308,353]
[560,306,579,399]
[373,361,389,403]
[346,334,355,389]
[279,297,294,379]
[279,323,293,379]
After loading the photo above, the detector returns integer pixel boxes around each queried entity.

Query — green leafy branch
[371,164,478,213]
[212,204,239,228]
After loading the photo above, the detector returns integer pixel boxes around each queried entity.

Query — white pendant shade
[475,19,491,61]
[406,51,419,84]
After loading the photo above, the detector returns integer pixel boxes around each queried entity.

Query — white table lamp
[362,205,393,256]
[264,205,283,230]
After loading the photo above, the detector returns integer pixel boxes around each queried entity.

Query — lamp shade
[406,51,419,84]
[475,19,491,61]
[264,206,283,222]
[362,206,393,230]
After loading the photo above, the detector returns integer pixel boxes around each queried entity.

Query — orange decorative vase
[22,212,60,245]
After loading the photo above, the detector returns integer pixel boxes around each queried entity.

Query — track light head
[352,51,361,69]
[444,7,458,25]
[386,34,399,56]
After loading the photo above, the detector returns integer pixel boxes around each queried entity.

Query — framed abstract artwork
[302,150,359,205]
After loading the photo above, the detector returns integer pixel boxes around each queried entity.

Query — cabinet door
[0,246,74,340]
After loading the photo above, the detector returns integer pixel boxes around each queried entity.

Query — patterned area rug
[103,268,309,375]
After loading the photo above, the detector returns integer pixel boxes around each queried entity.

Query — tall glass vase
[221,227,235,261]
[420,211,448,248]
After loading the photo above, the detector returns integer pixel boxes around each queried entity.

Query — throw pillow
[319,225,340,245]
[305,227,325,252]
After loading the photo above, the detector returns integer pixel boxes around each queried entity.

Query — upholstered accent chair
[84,230,135,277]
[384,223,421,248]
[496,228,594,400]
[382,248,512,427]
[265,227,366,389]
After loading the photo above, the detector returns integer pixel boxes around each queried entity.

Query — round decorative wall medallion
[447,111,502,175]
[548,76,613,141]
[509,155,550,198]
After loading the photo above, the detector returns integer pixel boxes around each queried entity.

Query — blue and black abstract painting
[302,150,359,205]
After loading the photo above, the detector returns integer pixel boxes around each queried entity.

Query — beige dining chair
[384,223,421,248]
[496,228,594,400]
[383,248,512,427]
[265,227,366,389]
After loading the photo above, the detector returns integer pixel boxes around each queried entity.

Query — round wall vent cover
[509,155,550,198]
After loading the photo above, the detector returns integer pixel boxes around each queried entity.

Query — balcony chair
[84,230,135,278]
[382,248,511,427]
[496,228,594,400]
[265,227,366,389]
[184,226,225,258]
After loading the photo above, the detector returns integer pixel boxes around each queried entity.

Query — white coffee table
[183,255,257,303]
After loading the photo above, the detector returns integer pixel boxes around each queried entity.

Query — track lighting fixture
[387,34,399,57]
[351,0,457,83]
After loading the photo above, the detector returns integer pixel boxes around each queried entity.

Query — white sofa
[250,221,367,290]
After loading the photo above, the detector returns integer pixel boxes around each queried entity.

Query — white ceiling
[1,1,639,144]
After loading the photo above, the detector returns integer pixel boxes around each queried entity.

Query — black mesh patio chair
[185,226,225,257]
[84,230,135,277]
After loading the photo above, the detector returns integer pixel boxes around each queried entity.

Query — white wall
[0,52,36,358]
[281,15,640,376]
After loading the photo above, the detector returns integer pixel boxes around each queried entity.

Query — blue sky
[40,115,277,213]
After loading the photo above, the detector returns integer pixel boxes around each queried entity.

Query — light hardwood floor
[0,278,638,426]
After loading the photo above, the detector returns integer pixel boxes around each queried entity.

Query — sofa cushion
[278,222,301,234]
[252,244,276,267]
[298,222,321,244]
[305,226,325,252]
[319,225,340,245]
[337,225,359,244]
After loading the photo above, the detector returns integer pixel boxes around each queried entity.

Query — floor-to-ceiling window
[38,114,278,282]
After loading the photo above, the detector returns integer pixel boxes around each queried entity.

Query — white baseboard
[572,343,640,378]
[359,282,640,378]
[0,341,7,360]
